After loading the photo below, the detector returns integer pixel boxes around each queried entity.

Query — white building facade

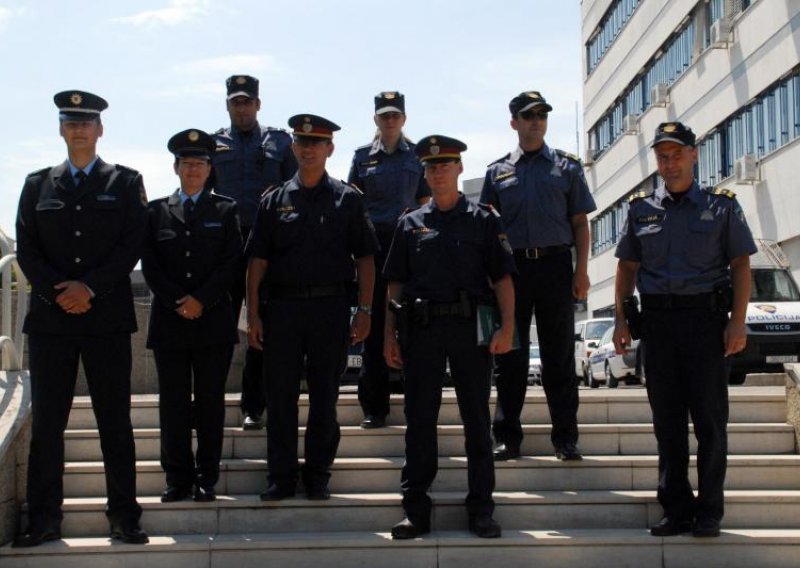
[582,0,800,316]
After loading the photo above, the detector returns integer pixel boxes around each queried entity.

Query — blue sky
[0,0,583,238]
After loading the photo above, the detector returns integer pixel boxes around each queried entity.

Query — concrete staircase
[2,386,800,567]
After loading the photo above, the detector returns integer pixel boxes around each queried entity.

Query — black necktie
[75,170,87,188]
[184,198,195,221]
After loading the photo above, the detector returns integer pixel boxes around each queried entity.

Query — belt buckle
[525,247,540,260]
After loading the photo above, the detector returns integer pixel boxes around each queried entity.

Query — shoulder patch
[709,187,736,199]
[555,149,582,164]
[628,190,653,203]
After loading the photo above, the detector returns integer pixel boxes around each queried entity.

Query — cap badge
[236,76,247,85]
[384,92,396,99]
[430,145,440,155]
[430,137,437,144]
[188,130,199,142]
[70,93,82,106]
[528,92,540,100]
[664,124,677,133]
[303,116,311,123]
[302,123,313,133]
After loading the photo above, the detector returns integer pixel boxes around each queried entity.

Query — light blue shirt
[179,189,203,205]
[68,156,99,186]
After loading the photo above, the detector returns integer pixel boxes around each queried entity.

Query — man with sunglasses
[480,91,596,462]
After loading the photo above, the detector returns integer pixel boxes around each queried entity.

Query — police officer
[212,74,298,430]
[246,114,377,500]
[14,91,148,546]
[383,135,516,539]
[613,122,755,538]
[348,91,431,429]
[141,129,242,503]
[480,91,596,462]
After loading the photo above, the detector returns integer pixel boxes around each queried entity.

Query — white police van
[729,239,800,383]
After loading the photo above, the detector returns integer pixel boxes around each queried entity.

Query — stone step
[4,528,800,568]
[62,455,800,497]
[32,490,800,538]
[3,529,800,568]
[65,387,789,430]
[63,422,797,462]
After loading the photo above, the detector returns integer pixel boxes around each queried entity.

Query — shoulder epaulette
[210,192,235,203]
[708,187,736,199]
[265,126,288,133]
[345,181,364,196]
[628,190,653,203]
[487,153,511,167]
[555,149,582,164]
[477,203,501,218]
[27,167,51,178]
[354,142,374,152]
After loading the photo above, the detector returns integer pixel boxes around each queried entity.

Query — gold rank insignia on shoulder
[628,190,651,203]
[70,93,82,105]
[188,131,199,142]
[711,187,736,199]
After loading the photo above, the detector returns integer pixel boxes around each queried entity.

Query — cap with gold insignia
[226,75,259,100]
[167,129,216,159]
[375,91,405,115]
[651,121,696,148]
[509,90,553,115]
[54,90,108,121]
[415,135,467,164]
[287,114,340,140]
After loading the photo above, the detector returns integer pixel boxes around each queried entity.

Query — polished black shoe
[391,517,431,539]
[193,484,216,502]
[360,414,386,429]
[12,523,61,548]
[692,517,721,538]
[160,485,192,503]
[110,519,149,544]
[650,516,693,536]
[493,443,520,461]
[306,486,331,501]
[469,515,502,538]
[260,483,296,501]
[554,443,583,461]
[242,413,264,430]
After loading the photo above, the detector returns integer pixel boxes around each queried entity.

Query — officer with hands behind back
[383,135,516,539]
[141,129,242,504]
[613,122,756,538]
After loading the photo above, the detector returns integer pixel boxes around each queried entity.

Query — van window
[750,269,800,302]
[585,320,613,340]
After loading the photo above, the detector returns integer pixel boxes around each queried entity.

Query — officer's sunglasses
[519,110,549,121]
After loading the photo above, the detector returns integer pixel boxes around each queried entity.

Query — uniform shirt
[383,194,517,302]
[348,137,430,229]
[480,144,596,249]
[141,189,242,348]
[211,122,297,227]
[247,173,378,295]
[68,156,99,185]
[615,183,757,295]
[15,158,147,335]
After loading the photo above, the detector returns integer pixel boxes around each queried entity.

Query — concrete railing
[785,363,800,452]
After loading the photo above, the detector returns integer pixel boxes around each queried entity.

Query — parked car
[574,317,614,384]
[586,325,638,388]
[528,343,542,385]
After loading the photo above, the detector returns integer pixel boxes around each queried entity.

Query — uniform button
[75,230,81,237]
[75,205,82,211]
[185,251,191,257]
[186,230,191,236]
[186,273,192,278]
[75,257,81,263]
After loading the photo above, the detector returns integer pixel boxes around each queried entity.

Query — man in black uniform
[14,91,148,546]
[614,122,756,538]
[383,135,516,539]
[141,129,242,503]
[246,114,377,500]
[480,91,596,462]
[212,75,298,430]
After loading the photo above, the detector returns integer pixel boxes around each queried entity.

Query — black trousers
[493,250,578,448]
[153,344,230,489]
[401,313,495,521]
[232,224,265,417]
[643,307,729,522]
[26,333,141,527]
[358,230,393,419]
[262,295,349,490]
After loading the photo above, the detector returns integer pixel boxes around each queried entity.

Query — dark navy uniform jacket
[615,183,757,294]
[141,189,242,349]
[211,123,297,227]
[247,173,378,296]
[479,144,596,248]
[383,194,517,303]
[15,158,147,335]
[347,137,430,229]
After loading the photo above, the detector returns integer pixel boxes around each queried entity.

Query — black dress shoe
[391,517,431,539]
[260,483,296,501]
[650,516,693,536]
[12,523,61,548]
[360,414,386,429]
[193,484,216,502]
[160,485,192,503]
[306,486,331,500]
[692,517,721,537]
[469,515,502,538]
[555,442,583,461]
[493,443,520,461]
[110,520,149,544]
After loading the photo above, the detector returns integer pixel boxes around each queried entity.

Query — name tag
[203,221,223,228]
[96,194,118,202]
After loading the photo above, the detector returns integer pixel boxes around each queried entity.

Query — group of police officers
[12,74,753,547]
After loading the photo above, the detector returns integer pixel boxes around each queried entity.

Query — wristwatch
[357,304,372,315]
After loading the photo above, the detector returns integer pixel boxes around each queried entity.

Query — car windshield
[586,320,613,340]
[599,326,614,345]
[750,269,800,302]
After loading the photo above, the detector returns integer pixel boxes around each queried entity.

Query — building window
[586,0,642,75]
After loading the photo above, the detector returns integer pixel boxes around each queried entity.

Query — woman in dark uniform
[141,129,242,502]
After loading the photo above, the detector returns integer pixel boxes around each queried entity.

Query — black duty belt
[641,293,716,311]
[268,284,347,300]
[429,302,470,317]
[513,245,570,260]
